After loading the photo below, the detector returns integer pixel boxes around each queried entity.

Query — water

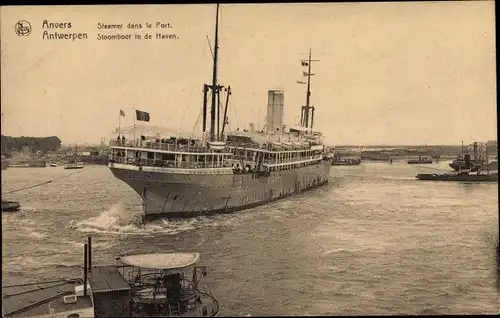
[2,162,499,315]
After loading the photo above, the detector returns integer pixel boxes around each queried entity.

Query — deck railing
[110,156,232,169]
[110,139,215,153]
[111,139,322,154]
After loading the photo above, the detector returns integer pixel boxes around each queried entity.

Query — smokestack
[87,236,92,273]
[83,243,88,296]
[266,89,284,134]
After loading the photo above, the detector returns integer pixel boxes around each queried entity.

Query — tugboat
[1,200,21,212]
[416,152,498,182]
[1,237,220,317]
[449,141,486,172]
[407,155,434,164]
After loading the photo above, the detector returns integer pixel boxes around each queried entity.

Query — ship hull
[415,173,498,182]
[110,161,330,221]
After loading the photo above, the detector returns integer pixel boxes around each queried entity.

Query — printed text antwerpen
[40,20,178,41]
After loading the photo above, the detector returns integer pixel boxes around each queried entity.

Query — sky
[1,2,497,146]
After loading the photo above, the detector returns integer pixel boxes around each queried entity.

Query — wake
[67,201,200,236]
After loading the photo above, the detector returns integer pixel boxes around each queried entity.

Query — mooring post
[87,236,92,273]
[83,243,88,296]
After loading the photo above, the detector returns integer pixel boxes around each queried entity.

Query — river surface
[2,161,499,315]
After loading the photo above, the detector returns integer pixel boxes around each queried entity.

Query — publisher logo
[15,20,32,36]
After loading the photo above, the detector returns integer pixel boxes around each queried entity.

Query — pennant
[303,71,315,77]
[297,80,307,84]
[301,61,309,66]
[120,109,125,117]
[135,110,150,122]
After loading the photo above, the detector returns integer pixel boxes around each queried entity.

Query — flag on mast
[135,110,150,122]
[301,61,309,66]
[120,109,125,117]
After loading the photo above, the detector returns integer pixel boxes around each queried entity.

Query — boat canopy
[120,252,200,270]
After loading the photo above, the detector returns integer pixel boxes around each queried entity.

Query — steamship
[108,4,331,222]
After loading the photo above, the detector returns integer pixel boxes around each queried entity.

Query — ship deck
[2,279,93,317]
[88,265,131,293]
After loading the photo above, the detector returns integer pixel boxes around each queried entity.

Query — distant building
[1,135,62,153]
[486,140,497,147]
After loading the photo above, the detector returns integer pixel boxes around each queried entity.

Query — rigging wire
[2,166,90,196]
[2,278,78,289]
[2,281,70,297]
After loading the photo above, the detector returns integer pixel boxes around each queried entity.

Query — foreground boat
[108,4,330,222]
[1,200,20,212]
[2,237,219,317]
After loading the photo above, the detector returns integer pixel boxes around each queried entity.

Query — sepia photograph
[1,1,498,316]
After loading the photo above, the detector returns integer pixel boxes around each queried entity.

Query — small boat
[1,200,21,212]
[1,237,220,318]
[407,155,433,164]
[361,155,391,162]
[331,157,361,166]
[1,155,8,170]
[64,160,84,169]
[65,143,84,169]
[49,163,57,167]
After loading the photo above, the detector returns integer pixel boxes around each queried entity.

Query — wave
[66,201,225,236]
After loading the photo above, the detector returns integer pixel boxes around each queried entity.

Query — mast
[305,49,312,128]
[202,84,208,134]
[209,3,220,142]
[300,49,319,130]
[485,143,489,175]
